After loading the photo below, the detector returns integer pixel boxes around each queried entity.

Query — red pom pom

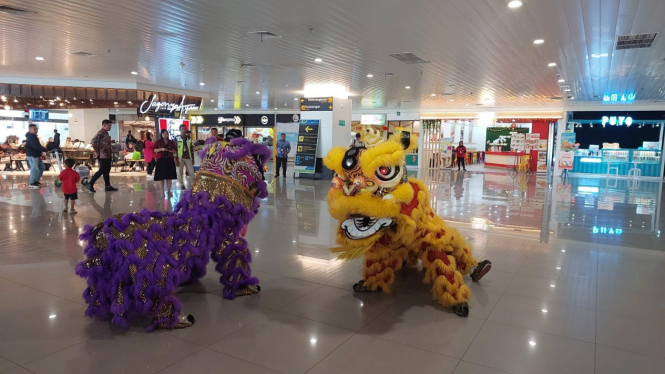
[382,126,388,131]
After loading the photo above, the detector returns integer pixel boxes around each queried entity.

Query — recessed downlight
[210,99,215,102]
[314,58,323,63]
[367,74,373,78]
[450,99,455,102]
[294,97,299,101]
[131,71,138,75]
[558,79,565,83]
[533,39,545,44]
[405,86,411,89]
[430,93,436,97]
[199,82,205,86]
[245,103,249,107]
[508,1,523,8]
[255,91,260,94]
[35,57,44,61]
[548,62,557,67]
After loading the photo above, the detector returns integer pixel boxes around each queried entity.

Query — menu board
[510,133,525,151]
[294,120,320,174]
[526,133,540,152]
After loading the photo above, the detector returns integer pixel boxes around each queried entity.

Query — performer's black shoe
[454,302,469,317]
[471,260,492,282]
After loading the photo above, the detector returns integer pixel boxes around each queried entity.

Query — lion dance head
[323,133,420,259]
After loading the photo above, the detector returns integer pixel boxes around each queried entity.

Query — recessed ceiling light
[255,91,260,94]
[128,101,132,104]
[245,104,249,107]
[541,309,548,313]
[529,341,537,346]
[450,99,455,102]
[550,284,556,288]
[35,57,44,61]
[294,97,299,100]
[199,82,205,86]
[548,62,557,67]
[367,74,373,78]
[314,58,322,63]
[114,102,118,105]
[210,99,215,102]
[73,97,76,100]
[508,1,523,8]
[131,71,138,75]
[274,107,278,110]
[430,93,436,97]
[405,86,411,89]
[558,79,565,83]
[533,39,545,44]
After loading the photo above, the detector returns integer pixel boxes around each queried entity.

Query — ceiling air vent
[247,31,282,41]
[615,33,658,50]
[0,5,33,15]
[70,51,97,57]
[389,52,430,64]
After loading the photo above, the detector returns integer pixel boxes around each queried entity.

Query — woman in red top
[153,129,178,197]
[144,132,155,176]
[456,141,467,171]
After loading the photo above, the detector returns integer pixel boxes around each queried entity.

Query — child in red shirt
[59,158,81,214]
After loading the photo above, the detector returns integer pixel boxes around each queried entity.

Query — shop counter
[485,151,528,168]
[572,155,662,177]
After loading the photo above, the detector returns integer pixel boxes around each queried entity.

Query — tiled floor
[0,168,663,374]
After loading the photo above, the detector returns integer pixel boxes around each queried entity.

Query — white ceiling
[1,0,665,111]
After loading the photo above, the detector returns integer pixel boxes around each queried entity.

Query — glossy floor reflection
[0,169,664,374]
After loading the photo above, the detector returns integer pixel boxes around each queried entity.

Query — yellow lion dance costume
[324,133,491,316]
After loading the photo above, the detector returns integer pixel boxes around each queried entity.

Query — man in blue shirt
[275,133,291,178]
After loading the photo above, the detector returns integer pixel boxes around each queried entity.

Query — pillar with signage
[299,97,351,178]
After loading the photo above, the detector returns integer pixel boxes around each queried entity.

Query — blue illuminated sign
[592,226,623,235]
[603,93,636,103]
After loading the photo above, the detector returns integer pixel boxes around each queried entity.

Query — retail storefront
[419,113,560,173]
[567,111,664,179]
[351,114,420,168]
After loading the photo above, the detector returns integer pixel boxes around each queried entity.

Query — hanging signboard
[360,114,386,125]
[139,95,201,116]
[300,97,333,111]
[294,119,320,173]
[558,132,576,170]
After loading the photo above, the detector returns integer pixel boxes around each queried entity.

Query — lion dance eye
[375,166,400,182]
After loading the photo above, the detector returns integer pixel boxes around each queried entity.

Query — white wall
[300,98,352,159]
[68,108,111,143]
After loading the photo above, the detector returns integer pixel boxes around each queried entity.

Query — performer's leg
[420,246,472,316]
[211,235,259,299]
[354,242,404,293]
[147,294,194,332]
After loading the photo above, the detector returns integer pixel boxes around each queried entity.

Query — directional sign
[297,134,318,144]
[294,119,320,174]
[297,144,317,154]
[300,97,333,111]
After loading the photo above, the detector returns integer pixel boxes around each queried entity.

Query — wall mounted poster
[558,132,576,170]
[485,127,528,151]
[526,133,540,152]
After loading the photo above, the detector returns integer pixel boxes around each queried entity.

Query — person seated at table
[62,137,73,148]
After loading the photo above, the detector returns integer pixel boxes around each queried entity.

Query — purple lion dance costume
[75,138,271,331]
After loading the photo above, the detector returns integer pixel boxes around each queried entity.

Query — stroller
[75,165,91,185]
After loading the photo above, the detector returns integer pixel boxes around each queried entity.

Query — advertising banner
[558,132,576,170]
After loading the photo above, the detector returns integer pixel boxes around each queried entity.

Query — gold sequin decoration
[192,171,254,211]
[157,264,171,288]
[81,255,102,269]
[156,301,174,319]
[116,280,123,305]
[128,264,138,285]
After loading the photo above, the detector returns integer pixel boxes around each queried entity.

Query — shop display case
[602,149,630,162]
[632,150,661,163]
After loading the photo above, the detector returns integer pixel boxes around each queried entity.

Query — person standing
[351,133,365,147]
[456,141,467,171]
[125,130,137,147]
[275,133,290,178]
[144,132,155,176]
[176,126,195,189]
[59,158,81,214]
[153,129,178,197]
[52,129,63,172]
[87,120,118,192]
[25,124,48,188]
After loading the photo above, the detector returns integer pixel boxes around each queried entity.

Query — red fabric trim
[400,182,420,216]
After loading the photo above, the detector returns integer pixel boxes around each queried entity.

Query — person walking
[153,129,178,197]
[275,133,291,178]
[456,141,467,171]
[25,124,48,188]
[144,132,155,177]
[59,158,80,215]
[176,126,195,189]
[87,120,118,192]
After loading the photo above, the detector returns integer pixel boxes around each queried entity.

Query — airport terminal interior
[0,1,664,373]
